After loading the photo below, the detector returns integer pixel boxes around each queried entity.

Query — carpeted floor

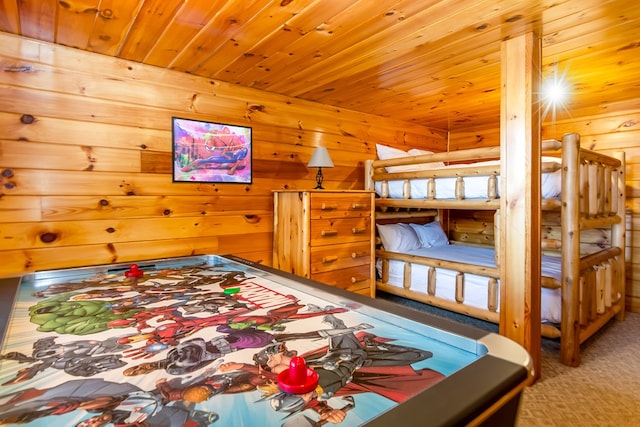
[376,292,640,427]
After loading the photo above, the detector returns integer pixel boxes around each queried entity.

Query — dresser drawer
[310,193,372,219]
[310,241,371,274]
[311,264,372,294]
[310,217,371,246]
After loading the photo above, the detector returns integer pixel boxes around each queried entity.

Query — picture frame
[172,117,252,184]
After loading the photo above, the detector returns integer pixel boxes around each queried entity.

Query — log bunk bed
[364,133,626,366]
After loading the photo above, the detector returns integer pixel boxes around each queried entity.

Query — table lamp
[307,146,334,190]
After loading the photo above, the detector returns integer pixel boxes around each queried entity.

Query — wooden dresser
[273,190,375,297]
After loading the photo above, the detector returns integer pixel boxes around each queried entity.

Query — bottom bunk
[377,244,560,328]
[374,214,626,366]
[376,241,625,341]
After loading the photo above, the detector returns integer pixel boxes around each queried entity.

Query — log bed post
[612,151,626,321]
[561,133,581,366]
[499,32,542,380]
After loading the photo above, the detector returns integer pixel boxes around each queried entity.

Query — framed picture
[172,117,252,184]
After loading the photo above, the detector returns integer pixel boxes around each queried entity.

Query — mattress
[374,160,562,200]
[376,245,562,324]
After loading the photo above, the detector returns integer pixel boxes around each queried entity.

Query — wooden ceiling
[1,0,638,131]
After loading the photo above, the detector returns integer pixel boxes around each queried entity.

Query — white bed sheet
[376,245,562,324]
[374,161,562,200]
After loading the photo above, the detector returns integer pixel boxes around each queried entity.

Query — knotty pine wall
[0,33,447,277]
[450,113,640,313]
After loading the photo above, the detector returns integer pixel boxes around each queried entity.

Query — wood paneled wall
[450,112,640,313]
[0,32,446,277]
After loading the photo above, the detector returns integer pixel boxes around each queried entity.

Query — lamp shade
[307,147,334,168]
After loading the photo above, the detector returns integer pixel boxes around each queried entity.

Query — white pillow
[376,144,416,173]
[376,144,445,172]
[409,222,449,248]
[376,143,408,160]
[407,148,434,155]
[407,148,445,168]
[376,223,421,252]
[541,157,562,198]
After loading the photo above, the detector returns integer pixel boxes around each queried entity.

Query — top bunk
[365,134,624,220]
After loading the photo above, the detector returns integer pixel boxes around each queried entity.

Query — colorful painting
[0,256,480,426]
[172,118,252,184]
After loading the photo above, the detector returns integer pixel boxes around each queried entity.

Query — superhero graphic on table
[26,267,256,337]
[0,336,130,385]
[0,333,442,427]
[123,304,348,375]
[10,276,349,382]
[0,377,218,426]
[0,259,456,427]
[29,266,253,300]
[8,272,279,382]
[219,314,445,424]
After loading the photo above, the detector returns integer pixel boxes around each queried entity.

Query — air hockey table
[0,255,532,427]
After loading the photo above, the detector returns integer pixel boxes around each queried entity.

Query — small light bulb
[544,80,568,106]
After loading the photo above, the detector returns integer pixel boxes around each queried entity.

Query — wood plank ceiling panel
[232,0,429,90]
[143,0,229,67]
[86,0,145,56]
[193,0,329,79]
[215,0,364,86]
[16,0,57,42]
[56,0,101,49]
[0,0,21,33]
[1,0,639,131]
[167,0,275,73]
[117,0,185,62]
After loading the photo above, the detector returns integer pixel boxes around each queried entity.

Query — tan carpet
[517,312,640,427]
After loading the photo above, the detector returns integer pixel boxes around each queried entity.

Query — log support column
[499,32,542,381]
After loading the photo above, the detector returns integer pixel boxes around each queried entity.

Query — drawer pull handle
[351,252,367,259]
[321,230,338,237]
[351,203,366,210]
[322,256,338,263]
[321,203,337,210]
[351,276,367,283]
[352,227,366,234]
